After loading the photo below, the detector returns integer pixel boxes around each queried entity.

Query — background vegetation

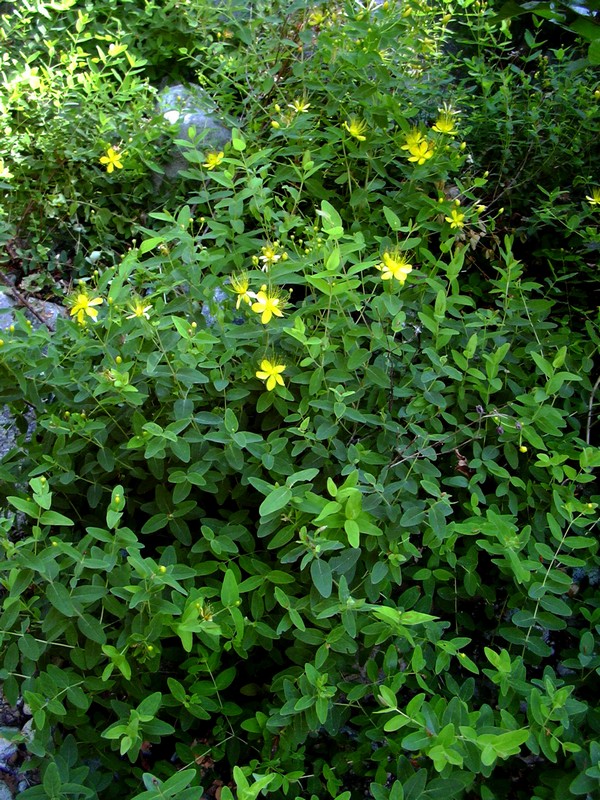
[0,1,599,799]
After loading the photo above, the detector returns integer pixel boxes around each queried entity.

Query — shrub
[0,2,599,800]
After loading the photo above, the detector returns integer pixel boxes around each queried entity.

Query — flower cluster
[259,242,284,270]
[229,274,288,324]
[401,129,435,165]
[432,104,459,136]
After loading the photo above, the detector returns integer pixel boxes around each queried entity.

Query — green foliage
[0,1,599,799]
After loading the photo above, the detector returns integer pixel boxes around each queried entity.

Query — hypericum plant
[0,2,599,800]
[1,181,599,799]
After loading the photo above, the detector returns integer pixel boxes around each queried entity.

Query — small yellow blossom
[400,128,425,151]
[432,111,458,135]
[203,151,224,170]
[288,98,311,113]
[585,188,600,206]
[69,292,103,325]
[271,120,281,129]
[376,251,413,284]
[256,358,286,391]
[445,209,466,229]
[260,243,283,270]
[519,445,528,453]
[230,272,256,309]
[251,285,286,324]
[308,10,327,26]
[126,298,152,320]
[343,117,368,141]
[407,140,435,165]
[99,146,123,173]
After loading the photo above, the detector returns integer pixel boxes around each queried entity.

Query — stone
[0,782,13,800]
[156,83,231,180]
[0,734,18,764]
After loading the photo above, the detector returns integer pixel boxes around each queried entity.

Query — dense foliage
[0,1,599,799]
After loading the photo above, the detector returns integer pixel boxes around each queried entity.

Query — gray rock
[0,291,14,330]
[156,83,231,179]
[0,781,13,800]
[0,733,18,763]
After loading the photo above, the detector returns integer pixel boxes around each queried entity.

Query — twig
[586,374,600,445]
[0,268,53,330]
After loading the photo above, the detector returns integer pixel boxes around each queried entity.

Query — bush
[0,2,599,800]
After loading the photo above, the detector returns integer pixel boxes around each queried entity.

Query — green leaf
[77,614,107,644]
[224,408,239,433]
[221,569,240,606]
[39,510,74,526]
[259,486,291,517]
[383,715,410,732]
[42,762,62,799]
[318,199,344,238]
[231,129,246,151]
[7,496,39,517]
[344,519,360,548]
[311,559,333,598]
[383,206,402,231]
[138,691,162,718]
[47,583,77,617]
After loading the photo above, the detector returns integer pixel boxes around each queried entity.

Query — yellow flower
[400,128,424,151]
[308,10,327,25]
[288,98,311,113]
[256,358,286,391]
[445,209,466,229]
[432,112,457,135]
[251,285,286,324]
[126,298,152,319]
[376,251,413,284]
[585,188,600,206]
[203,151,224,170]
[99,146,123,173]
[260,243,283,270]
[407,140,435,165]
[230,272,255,309]
[343,117,368,141]
[69,292,103,325]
